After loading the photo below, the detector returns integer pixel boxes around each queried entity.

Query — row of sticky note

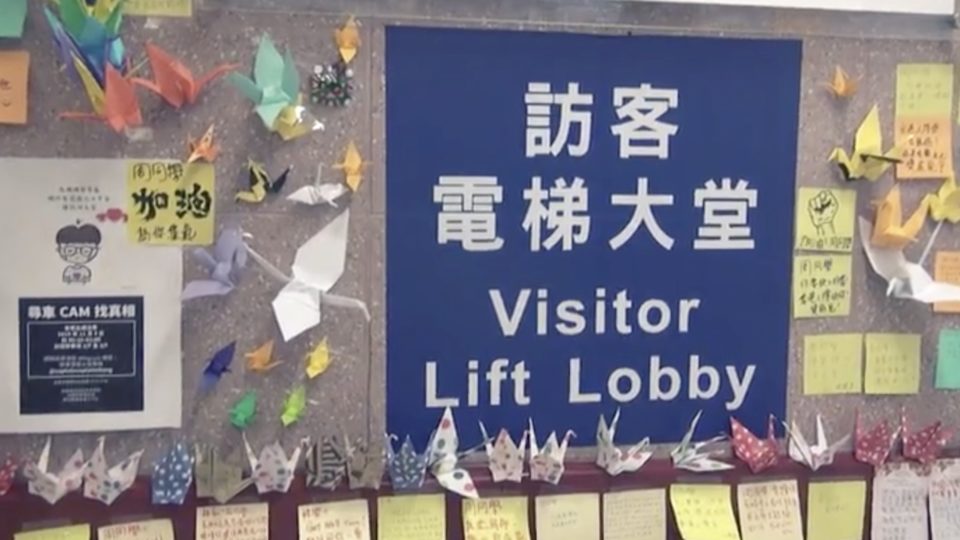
[803,332,921,395]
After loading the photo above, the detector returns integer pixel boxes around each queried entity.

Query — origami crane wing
[151,442,194,505]
[859,218,910,284]
[855,105,884,157]
[928,176,960,223]
[280,385,307,427]
[428,408,478,498]
[135,43,237,108]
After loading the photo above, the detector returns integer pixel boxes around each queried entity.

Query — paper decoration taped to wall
[602,489,666,540]
[784,415,849,471]
[669,484,741,540]
[737,480,803,540]
[864,333,921,395]
[895,63,954,179]
[871,464,929,540]
[792,254,852,318]
[0,0,27,37]
[133,45,236,109]
[97,519,174,540]
[377,494,446,540]
[803,333,862,395]
[196,503,269,540]
[794,187,855,252]
[124,0,192,17]
[934,251,960,312]
[535,493,600,540]
[14,525,90,540]
[805,480,866,540]
[0,51,29,125]
[937,329,960,389]
[463,497,530,540]
[929,459,960,539]
[298,499,371,540]
[126,161,214,245]
[829,105,902,182]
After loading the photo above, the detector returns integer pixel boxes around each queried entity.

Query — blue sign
[19,296,144,414]
[386,27,801,445]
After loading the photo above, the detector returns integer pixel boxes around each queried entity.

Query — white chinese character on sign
[609,177,674,250]
[122,304,136,318]
[525,82,594,158]
[42,305,56,319]
[693,178,758,250]
[610,84,679,159]
[27,306,41,320]
[433,176,504,251]
[522,176,590,251]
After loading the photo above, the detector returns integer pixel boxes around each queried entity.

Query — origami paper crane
[0,455,15,496]
[194,445,253,503]
[245,209,370,342]
[152,442,194,505]
[243,435,302,494]
[310,61,354,107]
[235,160,291,203]
[335,17,361,64]
[528,418,575,485]
[186,125,219,164]
[783,415,850,471]
[228,34,323,140]
[386,435,431,491]
[230,391,257,430]
[200,341,236,393]
[344,436,385,489]
[730,415,779,474]
[871,185,930,249]
[901,408,953,466]
[596,409,652,476]
[479,422,527,483]
[287,164,348,207]
[133,42,238,109]
[335,142,366,192]
[427,408,478,498]
[854,410,899,468]
[60,61,142,133]
[83,437,143,505]
[304,436,347,489]
[42,0,125,85]
[182,225,249,301]
[23,438,86,504]
[823,66,858,98]
[926,175,960,223]
[280,384,307,427]
[859,217,960,303]
[670,411,734,472]
[305,338,331,379]
[829,105,902,181]
[245,340,279,373]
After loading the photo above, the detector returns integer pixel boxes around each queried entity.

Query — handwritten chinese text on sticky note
[934,251,960,313]
[15,525,90,540]
[535,493,600,540]
[602,489,666,540]
[737,480,803,540]
[896,63,954,179]
[196,503,269,540]
[669,484,741,540]
[124,0,192,17]
[871,466,929,540]
[865,333,921,394]
[795,187,856,252]
[792,254,852,318]
[806,481,866,540]
[126,161,214,245]
[803,333,863,395]
[930,459,960,539]
[378,494,445,540]
[0,51,29,125]
[97,520,174,540]
[463,497,530,540]
[299,499,371,540]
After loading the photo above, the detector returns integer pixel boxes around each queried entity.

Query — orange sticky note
[935,251,960,313]
[0,51,28,125]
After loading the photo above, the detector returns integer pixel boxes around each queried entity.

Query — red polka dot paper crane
[901,408,953,466]
[427,407,479,498]
[0,455,17,496]
[854,410,899,468]
[730,414,779,474]
[22,437,86,505]
[479,421,528,483]
[528,418,576,484]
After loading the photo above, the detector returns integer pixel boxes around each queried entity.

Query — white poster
[0,158,182,433]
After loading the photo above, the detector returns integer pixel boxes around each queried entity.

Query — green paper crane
[228,34,301,131]
[280,385,307,427]
[230,391,257,430]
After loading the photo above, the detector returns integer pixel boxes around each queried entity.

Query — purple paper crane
[182,225,248,301]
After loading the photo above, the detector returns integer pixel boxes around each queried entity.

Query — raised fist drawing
[807,189,838,235]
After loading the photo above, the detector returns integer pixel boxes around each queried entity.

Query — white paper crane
[479,422,527,483]
[670,411,733,472]
[287,163,349,207]
[243,434,303,494]
[83,436,144,505]
[596,408,652,476]
[783,414,849,471]
[528,419,575,484]
[22,437,86,505]
[428,407,479,498]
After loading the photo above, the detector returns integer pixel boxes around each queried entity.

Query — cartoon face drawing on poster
[56,221,101,285]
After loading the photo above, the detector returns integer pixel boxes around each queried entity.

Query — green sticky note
[0,0,27,38]
[936,329,960,389]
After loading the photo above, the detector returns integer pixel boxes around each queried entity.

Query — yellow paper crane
[829,105,902,182]
[334,142,366,192]
[335,16,361,64]
[925,175,960,223]
[245,340,280,373]
[305,338,331,379]
[822,66,858,98]
[871,184,931,248]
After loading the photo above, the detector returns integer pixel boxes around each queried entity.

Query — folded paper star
[529,418,575,485]
[22,438,86,505]
[730,415,779,473]
[829,104,902,181]
[83,436,143,505]
[245,340,279,373]
[344,436,386,490]
[596,408,652,476]
[152,442,194,505]
[479,422,527,483]
[304,436,347,490]
[871,184,929,249]
[428,408,478,498]
[133,42,237,109]
[670,411,733,472]
[194,445,252,504]
[181,225,248,301]
[386,435,431,491]
[854,410,899,468]
[901,408,953,466]
[243,435,302,494]
[783,414,849,471]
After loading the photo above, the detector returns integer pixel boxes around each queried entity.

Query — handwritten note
[124,0,192,17]
[934,251,960,313]
[98,520,174,540]
[792,254,852,318]
[15,525,90,540]
[871,465,929,540]
[864,333,922,394]
[929,459,960,539]
[196,503,269,540]
[803,333,863,394]
[806,480,866,540]
[378,494,445,540]
[795,187,856,252]
[299,499,371,540]
[535,493,600,540]
[896,63,954,179]
[0,51,29,125]
[937,329,960,389]
[602,489,666,540]
[737,480,802,540]
[126,161,214,245]
[669,484,741,540]
[463,497,530,540]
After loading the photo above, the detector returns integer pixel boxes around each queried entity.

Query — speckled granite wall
[1,0,959,467]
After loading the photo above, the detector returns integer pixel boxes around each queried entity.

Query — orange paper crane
[871,184,931,249]
[60,60,142,133]
[822,66,859,98]
[335,17,360,64]
[187,125,219,164]
[133,43,239,109]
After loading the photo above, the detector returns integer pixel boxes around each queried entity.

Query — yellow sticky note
[0,50,29,125]
[535,493,600,540]
[934,251,960,313]
[803,333,863,395]
[196,503,269,540]
[792,255,852,318]
[126,161,214,245]
[865,333,922,394]
[603,489,666,540]
[737,480,803,540]
[124,0,192,17]
[97,520,174,540]
[15,525,90,540]
[897,64,953,118]
[669,484,741,540]
[463,497,530,540]
[299,500,371,540]
[806,481,866,540]
[794,187,856,252]
[378,494,445,540]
